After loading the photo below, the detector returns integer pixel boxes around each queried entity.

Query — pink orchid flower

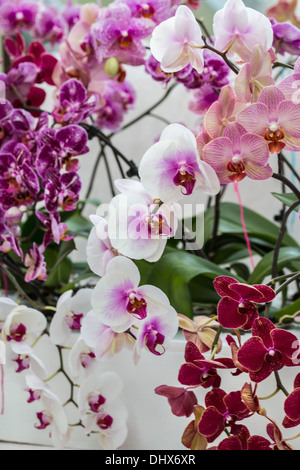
[150,5,204,73]
[277,56,300,101]
[237,85,300,153]
[203,85,246,140]
[234,45,275,104]
[203,122,272,184]
[213,276,276,331]
[213,0,273,62]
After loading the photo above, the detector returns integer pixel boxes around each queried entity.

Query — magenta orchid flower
[91,256,176,333]
[237,317,300,382]
[203,122,272,184]
[213,0,273,62]
[213,276,276,330]
[139,123,220,203]
[237,85,300,153]
[150,5,204,73]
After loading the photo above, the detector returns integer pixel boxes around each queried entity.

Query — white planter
[0,333,299,451]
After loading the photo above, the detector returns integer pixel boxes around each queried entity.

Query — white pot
[0,332,299,450]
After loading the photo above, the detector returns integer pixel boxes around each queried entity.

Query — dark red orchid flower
[210,424,273,450]
[213,276,276,330]
[178,341,234,389]
[197,388,252,443]
[283,373,300,428]
[237,317,300,382]
[155,385,197,418]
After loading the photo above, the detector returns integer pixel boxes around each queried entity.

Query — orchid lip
[126,292,147,320]
[97,413,113,430]
[88,393,106,413]
[173,165,196,195]
[7,322,27,342]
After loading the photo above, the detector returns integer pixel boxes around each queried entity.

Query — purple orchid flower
[95,80,136,132]
[9,109,49,162]
[145,54,173,84]
[53,79,98,124]
[35,211,73,247]
[0,144,39,210]
[0,0,39,34]
[0,100,15,145]
[24,242,47,282]
[0,62,38,105]
[36,124,89,179]
[44,171,81,214]
[123,0,175,24]
[34,4,67,44]
[271,18,300,56]
[61,0,80,30]
[91,2,153,65]
[175,50,230,90]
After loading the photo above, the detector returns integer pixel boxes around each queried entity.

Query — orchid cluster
[156,277,300,450]
[0,0,299,452]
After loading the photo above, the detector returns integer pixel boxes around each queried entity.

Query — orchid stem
[201,37,239,75]
[274,371,289,397]
[258,388,280,400]
[271,200,300,280]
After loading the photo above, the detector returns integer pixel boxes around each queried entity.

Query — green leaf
[274,297,300,322]
[249,247,300,284]
[204,202,298,248]
[43,240,76,287]
[48,239,76,274]
[61,210,93,236]
[146,251,244,318]
[272,192,299,210]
